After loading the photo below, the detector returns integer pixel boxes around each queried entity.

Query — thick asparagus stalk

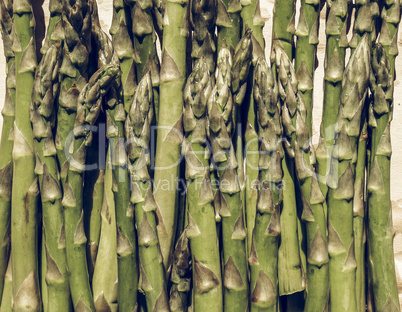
[127,71,169,311]
[62,65,119,311]
[367,43,400,311]
[154,0,189,271]
[272,0,295,59]
[249,57,281,312]
[30,41,72,312]
[169,230,191,312]
[11,0,42,310]
[184,59,223,312]
[190,0,217,73]
[271,44,305,296]
[0,0,14,301]
[92,155,118,312]
[327,35,370,312]
[214,33,252,312]
[216,0,241,51]
[56,0,92,187]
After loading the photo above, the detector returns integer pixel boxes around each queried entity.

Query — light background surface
[1,0,402,307]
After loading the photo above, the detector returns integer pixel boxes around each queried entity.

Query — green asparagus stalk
[11,0,42,310]
[92,23,139,312]
[240,0,265,257]
[249,57,281,312]
[184,58,223,312]
[367,42,400,311]
[56,0,92,187]
[271,43,305,296]
[0,254,11,312]
[92,155,118,312]
[154,0,189,271]
[216,0,241,51]
[327,35,370,312]
[350,3,379,312]
[30,41,72,312]
[295,0,320,136]
[110,0,136,112]
[316,0,351,196]
[272,0,295,59]
[127,71,169,311]
[0,0,14,301]
[210,34,251,311]
[41,0,64,54]
[169,230,191,312]
[190,0,217,73]
[62,64,119,311]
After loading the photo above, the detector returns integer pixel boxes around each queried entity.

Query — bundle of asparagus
[0,0,400,311]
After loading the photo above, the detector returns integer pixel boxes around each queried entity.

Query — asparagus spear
[0,0,14,301]
[271,43,305,297]
[240,0,265,257]
[367,43,400,311]
[169,230,191,312]
[190,0,217,73]
[184,58,223,312]
[110,0,136,112]
[92,155,118,312]
[11,0,42,310]
[216,0,241,52]
[154,0,189,272]
[63,64,119,311]
[56,0,92,187]
[272,0,295,59]
[349,4,378,311]
[127,71,169,311]
[30,41,73,312]
[327,35,370,312]
[41,0,64,54]
[316,0,351,197]
[209,32,252,311]
[0,254,11,312]
[249,57,281,312]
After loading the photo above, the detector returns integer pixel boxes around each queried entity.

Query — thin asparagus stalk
[92,23,139,312]
[349,4,379,312]
[11,0,42,310]
[316,0,351,197]
[110,0,136,112]
[271,43,305,296]
[0,0,14,301]
[62,64,119,311]
[154,0,189,272]
[41,0,64,54]
[169,230,191,312]
[92,155,118,312]
[56,0,92,187]
[190,0,217,73]
[127,71,169,311]
[0,255,11,312]
[184,58,223,312]
[216,0,241,52]
[249,57,281,312]
[327,35,370,312]
[367,43,400,311]
[240,0,265,257]
[30,41,72,312]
